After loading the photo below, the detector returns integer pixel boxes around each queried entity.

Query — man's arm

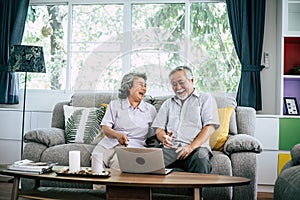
[190,124,215,150]
[176,124,215,160]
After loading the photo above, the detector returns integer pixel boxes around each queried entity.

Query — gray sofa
[22,92,262,200]
[274,144,300,200]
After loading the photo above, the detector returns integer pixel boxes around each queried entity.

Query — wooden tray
[55,167,111,178]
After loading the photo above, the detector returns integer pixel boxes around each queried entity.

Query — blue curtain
[226,0,266,111]
[0,0,29,104]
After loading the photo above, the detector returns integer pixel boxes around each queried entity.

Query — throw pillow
[209,106,234,151]
[63,104,107,144]
[223,134,263,155]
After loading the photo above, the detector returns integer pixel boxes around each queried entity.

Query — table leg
[194,188,203,200]
[34,179,40,188]
[106,185,151,200]
[11,177,20,200]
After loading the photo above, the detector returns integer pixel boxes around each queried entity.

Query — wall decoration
[284,97,299,115]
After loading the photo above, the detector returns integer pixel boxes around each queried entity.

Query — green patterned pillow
[63,105,107,144]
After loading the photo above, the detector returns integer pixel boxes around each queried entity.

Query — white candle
[69,151,80,172]
[91,152,103,173]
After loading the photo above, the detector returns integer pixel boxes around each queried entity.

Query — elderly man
[152,66,219,173]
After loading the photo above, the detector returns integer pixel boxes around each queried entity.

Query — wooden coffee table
[0,165,250,200]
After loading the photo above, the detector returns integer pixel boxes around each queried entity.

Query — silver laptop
[115,147,173,175]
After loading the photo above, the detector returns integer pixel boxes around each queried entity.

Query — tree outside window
[22,1,240,93]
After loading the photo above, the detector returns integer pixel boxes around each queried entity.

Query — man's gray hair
[118,72,147,99]
[169,66,193,80]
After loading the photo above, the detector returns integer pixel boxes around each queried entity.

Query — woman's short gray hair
[169,66,193,80]
[118,72,147,99]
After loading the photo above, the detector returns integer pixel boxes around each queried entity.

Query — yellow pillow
[100,103,108,109]
[209,106,234,151]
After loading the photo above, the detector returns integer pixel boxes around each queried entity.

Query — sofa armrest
[24,128,65,147]
[22,142,48,161]
[231,152,257,200]
[223,134,262,155]
[291,144,300,165]
[236,106,256,136]
[281,160,295,173]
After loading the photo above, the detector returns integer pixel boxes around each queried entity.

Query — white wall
[0,90,72,112]
[258,0,278,115]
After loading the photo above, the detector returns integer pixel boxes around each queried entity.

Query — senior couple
[93,66,220,174]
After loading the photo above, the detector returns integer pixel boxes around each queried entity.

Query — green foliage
[22,2,240,93]
[65,110,83,143]
[145,3,240,92]
[83,105,106,144]
[27,7,37,22]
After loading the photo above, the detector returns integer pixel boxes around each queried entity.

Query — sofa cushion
[223,134,262,155]
[70,93,117,107]
[41,144,95,166]
[63,105,107,144]
[212,93,238,135]
[210,106,234,151]
[151,95,173,112]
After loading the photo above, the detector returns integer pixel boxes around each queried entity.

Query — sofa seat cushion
[40,144,95,167]
[210,151,232,176]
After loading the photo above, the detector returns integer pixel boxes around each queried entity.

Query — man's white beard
[176,89,188,100]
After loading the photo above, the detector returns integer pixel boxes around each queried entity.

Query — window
[22,4,68,90]
[71,4,123,91]
[22,0,239,93]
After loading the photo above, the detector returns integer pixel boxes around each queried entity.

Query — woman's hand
[102,126,129,146]
[117,133,129,146]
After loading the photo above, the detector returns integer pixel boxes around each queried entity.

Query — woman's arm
[102,125,129,146]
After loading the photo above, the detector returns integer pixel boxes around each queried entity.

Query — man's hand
[175,145,194,160]
[117,133,129,146]
[162,132,174,148]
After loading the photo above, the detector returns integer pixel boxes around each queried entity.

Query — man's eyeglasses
[171,80,186,87]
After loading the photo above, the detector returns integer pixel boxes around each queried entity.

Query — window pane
[131,4,185,94]
[21,1,240,93]
[22,5,68,90]
[71,4,123,91]
[190,3,240,92]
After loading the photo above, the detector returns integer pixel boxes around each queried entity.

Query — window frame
[26,0,228,94]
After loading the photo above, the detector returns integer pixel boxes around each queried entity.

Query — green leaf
[65,109,83,143]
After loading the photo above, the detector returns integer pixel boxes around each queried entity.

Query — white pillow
[63,105,106,144]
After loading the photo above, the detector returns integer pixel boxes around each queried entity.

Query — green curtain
[0,0,29,104]
[226,0,266,111]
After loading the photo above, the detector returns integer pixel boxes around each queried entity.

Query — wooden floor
[257,192,274,200]
[0,176,273,200]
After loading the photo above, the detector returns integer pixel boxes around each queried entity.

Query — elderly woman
[93,72,157,170]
